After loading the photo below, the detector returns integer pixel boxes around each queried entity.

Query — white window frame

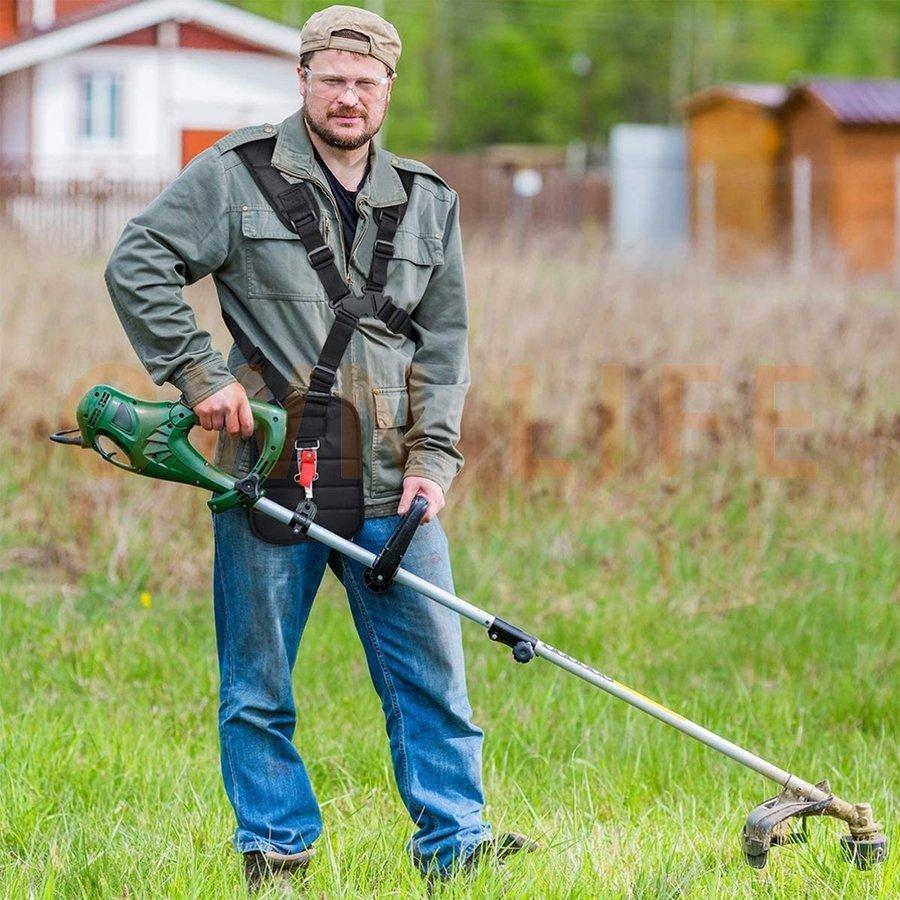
[77,71,124,143]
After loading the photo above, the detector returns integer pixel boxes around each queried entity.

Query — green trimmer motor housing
[52,383,888,873]
[52,383,286,512]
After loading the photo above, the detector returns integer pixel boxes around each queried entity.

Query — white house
[0,0,303,181]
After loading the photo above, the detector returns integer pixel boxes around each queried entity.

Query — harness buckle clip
[328,287,352,310]
[288,209,317,231]
[294,440,320,499]
[362,289,387,317]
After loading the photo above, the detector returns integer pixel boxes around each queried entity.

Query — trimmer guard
[742,781,833,867]
[743,780,887,869]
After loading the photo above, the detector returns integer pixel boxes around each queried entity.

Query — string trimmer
[51,384,888,870]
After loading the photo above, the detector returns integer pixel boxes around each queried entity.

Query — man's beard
[303,105,383,150]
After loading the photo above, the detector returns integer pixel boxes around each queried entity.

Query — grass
[0,237,897,895]
[1,462,897,898]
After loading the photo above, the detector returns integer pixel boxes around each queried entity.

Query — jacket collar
[271,109,407,208]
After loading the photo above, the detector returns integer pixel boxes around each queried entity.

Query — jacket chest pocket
[385,229,444,308]
[371,386,410,497]
[241,208,331,301]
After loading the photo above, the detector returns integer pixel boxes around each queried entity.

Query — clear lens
[304,69,390,103]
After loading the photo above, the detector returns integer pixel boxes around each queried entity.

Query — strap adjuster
[309,364,336,392]
[288,209,316,231]
[373,239,395,258]
[305,389,331,405]
[246,346,266,371]
[377,207,400,226]
[308,245,335,269]
[383,304,409,333]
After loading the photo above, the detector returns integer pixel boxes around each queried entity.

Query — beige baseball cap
[299,5,402,72]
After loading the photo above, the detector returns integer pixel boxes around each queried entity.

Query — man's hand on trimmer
[193,383,255,439]
[398,476,444,524]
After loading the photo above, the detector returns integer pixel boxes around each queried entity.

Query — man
[104,4,534,890]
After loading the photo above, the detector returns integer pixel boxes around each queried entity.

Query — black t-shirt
[314,149,369,256]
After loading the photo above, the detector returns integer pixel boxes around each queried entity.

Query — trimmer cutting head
[742,781,887,869]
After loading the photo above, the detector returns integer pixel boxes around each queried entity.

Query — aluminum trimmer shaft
[256,495,886,869]
[261,495,808,787]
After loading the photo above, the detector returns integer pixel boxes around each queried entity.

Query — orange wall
[784,93,900,275]
[832,128,900,274]
[0,2,17,43]
[781,94,837,259]
[181,129,230,168]
[100,26,157,47]
[178,22,268,53]
[687,100,783,266]
[56,1,113,19]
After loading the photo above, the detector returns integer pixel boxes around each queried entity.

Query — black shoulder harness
[219,136,420,545]
[228,135,417,405]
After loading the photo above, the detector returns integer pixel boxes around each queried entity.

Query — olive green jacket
[104,111,470,516]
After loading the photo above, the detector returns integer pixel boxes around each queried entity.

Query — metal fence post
[698,160,716,269]
[792,155,812,280]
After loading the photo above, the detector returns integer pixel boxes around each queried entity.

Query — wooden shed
[682,84,787,268]
[780,79,900,276]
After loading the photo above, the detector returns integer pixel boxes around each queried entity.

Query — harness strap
[278,180,353,306]
[227,136,419,460]
[366,183,406,295]
[220,307,293,403]
[234,138,416,339]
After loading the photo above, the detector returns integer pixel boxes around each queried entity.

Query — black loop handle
[363,494,429,593]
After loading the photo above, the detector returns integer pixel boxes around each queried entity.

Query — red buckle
[295,445,318,492]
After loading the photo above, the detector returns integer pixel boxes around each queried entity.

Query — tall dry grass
[1,230,897,590]
[3,230,897,452]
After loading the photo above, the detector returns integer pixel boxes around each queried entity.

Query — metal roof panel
[802,79,900,125]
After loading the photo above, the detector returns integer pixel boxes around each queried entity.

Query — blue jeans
[211,506,492,873]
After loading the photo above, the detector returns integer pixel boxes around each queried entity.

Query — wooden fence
[423,155,609,234]
[0,172,169,254]
[0,161,609,255]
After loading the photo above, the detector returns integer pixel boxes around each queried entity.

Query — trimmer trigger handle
[363,494,429,593]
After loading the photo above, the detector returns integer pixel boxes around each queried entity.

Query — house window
[78,73,122,141]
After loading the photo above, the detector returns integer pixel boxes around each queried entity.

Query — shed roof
[681,83,787,116]
[790,79,900,125]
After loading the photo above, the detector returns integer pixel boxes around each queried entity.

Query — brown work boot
[463,831,540,869]
[242,847,314,893]
[423,832,539,891]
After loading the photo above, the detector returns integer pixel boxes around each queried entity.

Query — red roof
[797,79,900,125]
[2,0,139,46]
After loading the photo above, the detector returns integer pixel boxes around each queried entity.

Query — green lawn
[1,463,897,898]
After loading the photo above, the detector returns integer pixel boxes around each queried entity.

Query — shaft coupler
[488,617,537,664]
[290,499,317,536]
